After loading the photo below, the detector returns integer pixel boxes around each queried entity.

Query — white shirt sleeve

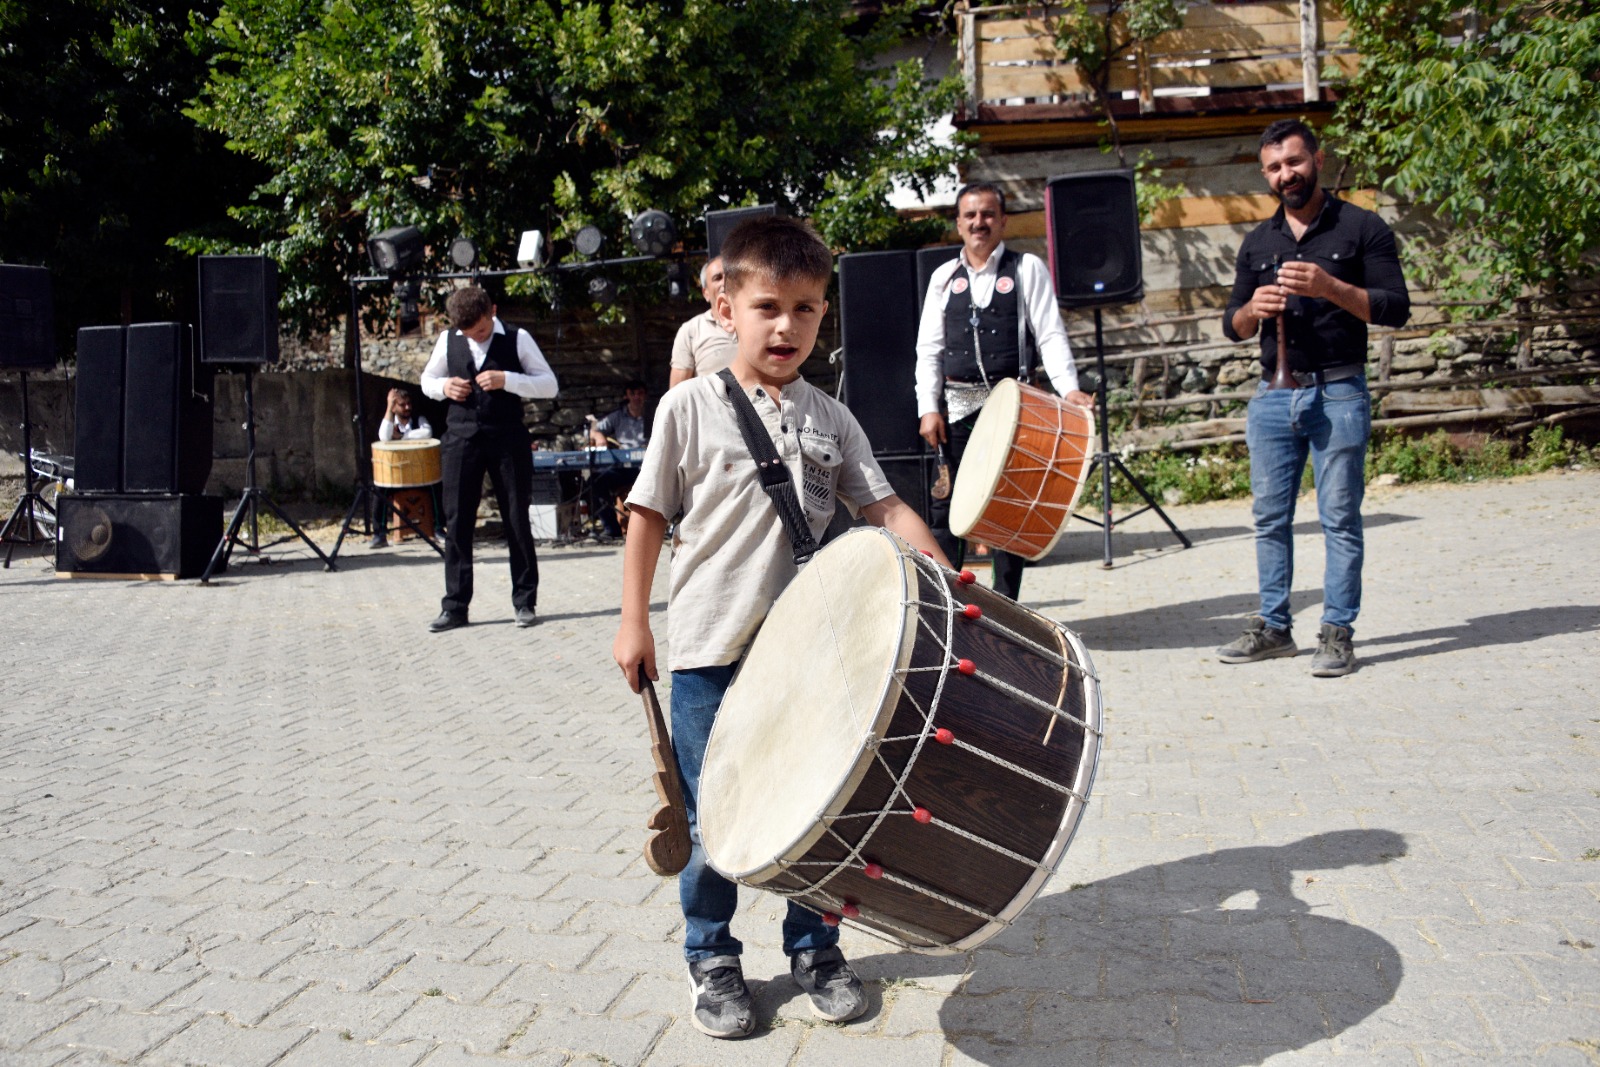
[1018,253,1079,396]
[500,326,559,400]
[419,330,451,401]
[914,258,961,417]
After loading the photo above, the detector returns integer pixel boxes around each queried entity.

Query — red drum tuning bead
[957,658,976,676]
[863,862,884,880]
[842,903,861,919]
[822,912,841,927]
[913,806,932,824]
[921,549,933,557]
[934,727,954,745]
[957,569,977,585]
[962,603,982,620]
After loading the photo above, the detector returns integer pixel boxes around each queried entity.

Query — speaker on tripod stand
[1045,169,1189,566]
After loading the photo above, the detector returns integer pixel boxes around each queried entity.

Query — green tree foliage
[0,0,261,338]
[1328,0,1600,313]
[1050,0,1187,165]
[184,0,969,331]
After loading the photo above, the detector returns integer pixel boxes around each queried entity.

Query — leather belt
[1266,364,1364,388]
[945,375,985,384]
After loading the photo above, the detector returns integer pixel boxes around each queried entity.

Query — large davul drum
[371,439,442,488]
[949,378,1094,561]
[699,527,1102,954]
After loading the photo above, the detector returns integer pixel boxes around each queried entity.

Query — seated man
[587,380,649,538]
[370,387,435,548]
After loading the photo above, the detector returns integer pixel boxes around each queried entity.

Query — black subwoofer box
[55,494,224,579]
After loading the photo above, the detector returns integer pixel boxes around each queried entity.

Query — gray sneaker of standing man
[1216,615,1297,663]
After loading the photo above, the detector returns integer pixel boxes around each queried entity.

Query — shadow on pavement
[1050,511,1420,568]
[1061,590,1327,653]
[1360,604,1600,666]
[855,829,1406,1063]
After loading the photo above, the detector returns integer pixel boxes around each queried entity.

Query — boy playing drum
[613,216,948,1039]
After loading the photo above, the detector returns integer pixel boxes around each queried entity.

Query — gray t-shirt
[627,373,893,671]
[669,310,738,378]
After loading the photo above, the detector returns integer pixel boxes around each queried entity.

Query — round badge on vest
[996,276,1015,295]
[951,276,969,294]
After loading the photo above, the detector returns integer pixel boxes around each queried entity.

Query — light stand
[200,366,335,581]
[1073,307,1190,567]
[328,276,443,563]
[1,371,53,567]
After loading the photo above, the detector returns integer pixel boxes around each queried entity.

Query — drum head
[700,529,920,881]
[948,378,1022,538]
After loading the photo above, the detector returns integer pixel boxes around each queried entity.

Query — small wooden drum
[949,379,1095,561]
[371,439,441,488]
[699,527,1102,954]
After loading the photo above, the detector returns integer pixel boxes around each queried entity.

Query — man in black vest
[419,286,559,632]
[914,183,1092,600]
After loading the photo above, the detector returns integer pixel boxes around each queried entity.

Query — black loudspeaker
[915,245,962,313]
[199,255,279,364]
[1044,169,1143,307]
[55,494,224,579]
[0,264,56,370]
[123,323,215,494]
[705,205,779,259]
[873,453,933,528]
[74,326,128,493]
[838,249,922,456]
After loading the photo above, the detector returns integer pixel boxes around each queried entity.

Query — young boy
[613,217,949,1039]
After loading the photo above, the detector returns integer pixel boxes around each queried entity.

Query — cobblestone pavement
[2,471,1597,1066]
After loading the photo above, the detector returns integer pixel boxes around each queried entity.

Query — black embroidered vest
[445,324,526,436]
[941,249,1028,382]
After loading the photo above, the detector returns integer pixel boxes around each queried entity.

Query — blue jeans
[1245,375,1371,634]
[671,665,838,963]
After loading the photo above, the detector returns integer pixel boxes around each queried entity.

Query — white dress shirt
[378,414,433,442]
[914,241,1079,417]
[420,317,559,401]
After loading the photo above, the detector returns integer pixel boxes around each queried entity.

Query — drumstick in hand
[639,668,692,876]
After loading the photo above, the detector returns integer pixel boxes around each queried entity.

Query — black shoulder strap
[1004,249,1034,383]
[715,369,818,565]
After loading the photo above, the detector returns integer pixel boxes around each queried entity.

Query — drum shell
[702,529,1101,954]
[371,440,441,488]
[950,380,1094,561]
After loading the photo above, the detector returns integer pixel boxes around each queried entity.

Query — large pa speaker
[199,255,279,365]
[915,245,962,313]
[1045,169,1143,308]
[838,249,922,456]
[0,264,55,370]
[705,205,779,259]
[873,453,933,528]
[122,323,215,494]
[55,494,224,579]
[74,326,128,493]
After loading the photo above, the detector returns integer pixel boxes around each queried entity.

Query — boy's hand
[613,623,657,694]
[443,376,473,401]
[475,369,507,391]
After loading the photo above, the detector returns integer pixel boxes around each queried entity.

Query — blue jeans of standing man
[671,665,839,963]
[1245,375,1371,634]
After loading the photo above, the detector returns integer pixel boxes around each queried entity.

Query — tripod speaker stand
[330,277,443,562]
[1,371,54,567]
[1073,307,1191,566]
[200,366,334,581]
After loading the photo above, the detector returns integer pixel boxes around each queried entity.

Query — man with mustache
[1217,119,1411,676]
[914,182,1091,601]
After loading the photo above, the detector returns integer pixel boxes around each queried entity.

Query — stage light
[449,236,478,270]
[588,275,617,306]
[630,210,678,257]
[516,230,548,268]
[665,261,691,301]
[574,225,605,258]
[367,225,425,275]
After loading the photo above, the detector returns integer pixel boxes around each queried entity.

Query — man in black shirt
[1216,119,1410,676]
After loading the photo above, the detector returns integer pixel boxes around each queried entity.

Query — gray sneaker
[1216,615,1296,663]
[790,946,867,1023]
[1311,623,1356,676]
[687,955,755,1039]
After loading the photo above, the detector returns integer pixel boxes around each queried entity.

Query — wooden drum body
[371,439,442,488]
[699,528,1102,954]
[949,379,1095,561]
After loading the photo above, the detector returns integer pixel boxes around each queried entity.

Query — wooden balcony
[957,1,1358,143]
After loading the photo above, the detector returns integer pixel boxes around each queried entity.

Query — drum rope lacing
[971,397,1093,554]
[763,547,1102,948]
